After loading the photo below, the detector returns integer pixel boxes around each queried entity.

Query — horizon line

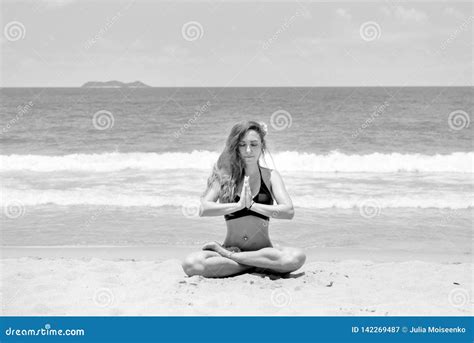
[1,85,473,88]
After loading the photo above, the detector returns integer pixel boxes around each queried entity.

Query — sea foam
[1,151,472,173]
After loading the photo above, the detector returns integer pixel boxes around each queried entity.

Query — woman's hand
[244,178,253,208]
[236,176,250,210]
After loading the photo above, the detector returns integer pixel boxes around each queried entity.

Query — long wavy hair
[202,120,268,203]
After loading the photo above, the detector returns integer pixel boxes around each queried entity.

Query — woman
[181,120,306,277]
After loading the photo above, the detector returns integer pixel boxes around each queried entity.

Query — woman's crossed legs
[181,242,306,278]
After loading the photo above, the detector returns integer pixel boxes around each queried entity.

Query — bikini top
[224,166,274,221]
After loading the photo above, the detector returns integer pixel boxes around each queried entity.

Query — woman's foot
[226,246,242,253]
[202,241,240,258]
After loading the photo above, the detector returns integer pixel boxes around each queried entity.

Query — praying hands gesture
[237,176,254,210]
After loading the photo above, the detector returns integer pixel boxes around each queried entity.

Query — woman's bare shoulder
[260,166,276,194]
[268,168,286,186]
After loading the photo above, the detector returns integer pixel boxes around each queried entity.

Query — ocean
[0,87,472,257]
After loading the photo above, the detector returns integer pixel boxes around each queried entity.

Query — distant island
[81,81,152,88]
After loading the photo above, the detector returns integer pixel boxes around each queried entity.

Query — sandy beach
[1,246,471,316]
[1,1,473,336]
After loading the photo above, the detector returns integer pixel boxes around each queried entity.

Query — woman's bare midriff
[223,215,272,251]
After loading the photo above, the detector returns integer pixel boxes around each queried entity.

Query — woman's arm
[199,179,250,217]
[200,201,241,217]
[250,170,294,219]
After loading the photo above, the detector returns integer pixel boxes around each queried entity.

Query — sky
[0,0,472,87]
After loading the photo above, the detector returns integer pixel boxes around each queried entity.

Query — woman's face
[238,130,262,163]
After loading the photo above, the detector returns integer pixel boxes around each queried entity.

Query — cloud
[396,7,427,22]
[336,8,352,20]
[39,0,77,6]
[32,0,77,10]
[297,6,312,20]
[382,6,428,23]
[291,37,335,59]
[162,45,189,58]
[444,7,465,20]
[29,0,78,14]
